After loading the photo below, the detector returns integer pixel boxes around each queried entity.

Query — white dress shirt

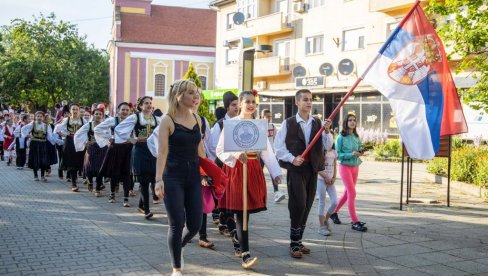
[274,113,333,163]
[208,113,232,161]
[94,117,119,148]
[21,122,59,146]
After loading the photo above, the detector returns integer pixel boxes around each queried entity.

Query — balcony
[254,56,291,77]
[243,12,293,38]
[369,0,426,13]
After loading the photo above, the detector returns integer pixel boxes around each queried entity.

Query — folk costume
[21,121,60,180]
[74,121,108,194]
[114,112,159,217]
[95,116,133,205]
[274,113,333,257]
[14,121,27,169]
[216,116,282,265]
[55,117,85,191]
[2,123,15,165]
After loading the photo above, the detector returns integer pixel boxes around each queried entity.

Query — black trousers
[138,175,155,214]
[110,176,130,198]
[287,165,317,229]
[16,148,26,167]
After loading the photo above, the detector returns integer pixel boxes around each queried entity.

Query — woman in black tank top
[155,80,205,276]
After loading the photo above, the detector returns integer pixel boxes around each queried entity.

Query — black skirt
[62,136,85,171]
[46,141,58,165]
[83,143,108,177]
[28,140,50,170]
[99,142,133,178]
[131,142,156,177]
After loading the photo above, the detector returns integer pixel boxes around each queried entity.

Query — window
[227,12,235,30]
[195,64,209,90]
[155,74,166,97]
[309,0,325,9]
[386,18,401,38]
[305,35,323,55]
[226,48,239,65]
[274,39,291,71]
[198,76,207,90]
[237,0,257,20]
[153,62,168,97]
[342,27,365,51]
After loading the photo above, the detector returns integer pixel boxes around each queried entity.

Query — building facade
[108,0,216,113]
[210,0,474,134]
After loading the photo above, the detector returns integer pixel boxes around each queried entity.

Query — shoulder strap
[115,117,119,126]
[218,118,224,132]
[199,115,206,136]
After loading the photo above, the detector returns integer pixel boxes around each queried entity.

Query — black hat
[223,91,238,110]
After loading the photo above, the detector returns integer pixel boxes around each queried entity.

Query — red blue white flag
[363,2,467,160]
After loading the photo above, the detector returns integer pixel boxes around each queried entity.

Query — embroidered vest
[134,113,157,139]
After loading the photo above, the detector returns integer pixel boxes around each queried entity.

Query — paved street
[1,160,487,276]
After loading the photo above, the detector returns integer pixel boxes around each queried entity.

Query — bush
[426,157,448,176]
[426,146,488,188]
[474,152,488,188]
[373,139,402,159]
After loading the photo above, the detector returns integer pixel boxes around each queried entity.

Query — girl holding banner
[216,91,282,269]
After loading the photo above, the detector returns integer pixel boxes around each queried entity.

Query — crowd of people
[0,80,367,276]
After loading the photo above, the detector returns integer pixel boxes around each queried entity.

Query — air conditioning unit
[293,3,306,13]
[257,81,267,89]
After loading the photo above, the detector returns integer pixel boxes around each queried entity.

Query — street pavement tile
[364,244,432,258]
[415,264,470,276]
[385,254,437,268]
[1,161,488,275]
[444,260,488,274]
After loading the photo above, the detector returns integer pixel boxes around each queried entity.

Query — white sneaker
[171,271,182,276]
[274,191,286,203]
[318,226,331,236]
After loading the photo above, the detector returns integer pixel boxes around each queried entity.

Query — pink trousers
[334,164,359,222]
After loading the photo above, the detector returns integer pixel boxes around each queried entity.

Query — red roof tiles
[120,5,216,47]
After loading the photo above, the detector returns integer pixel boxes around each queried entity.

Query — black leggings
[68,169,78,186]
[111,176,130,198]
[234,212,250,254]
[163,161,202,269]
[33,169,46,178]
[88,175,103,191]
[138,175,154,214]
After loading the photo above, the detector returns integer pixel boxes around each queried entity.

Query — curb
[426,174,488,199]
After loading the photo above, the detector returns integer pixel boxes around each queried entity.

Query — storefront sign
[295,76,325,88]
[202,88,238,100]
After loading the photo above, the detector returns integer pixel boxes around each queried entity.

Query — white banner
[223,119,267,152]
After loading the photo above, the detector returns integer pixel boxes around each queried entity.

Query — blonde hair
[167,79,197,118]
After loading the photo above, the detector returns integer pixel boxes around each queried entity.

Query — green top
[335,134,362,166]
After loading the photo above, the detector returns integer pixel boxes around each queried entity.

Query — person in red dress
[216,91,282,269]
[2,115,15,165]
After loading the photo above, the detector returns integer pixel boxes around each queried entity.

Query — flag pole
[243,157,248,231]
[301,0,421,159]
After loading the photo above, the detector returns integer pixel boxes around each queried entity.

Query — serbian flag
[363,2,467,160]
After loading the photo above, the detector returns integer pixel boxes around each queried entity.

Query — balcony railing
[243,12,293,37]
[369,0,425,12]
[254,56,291,77]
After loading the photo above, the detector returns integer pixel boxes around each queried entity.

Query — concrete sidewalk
[0,160,487,275]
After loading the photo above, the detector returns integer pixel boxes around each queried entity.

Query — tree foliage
[183,63,216,125]
[427,0,488,112]
[0,13,109,110]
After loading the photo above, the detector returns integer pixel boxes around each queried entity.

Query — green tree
[427,1,488,112]
[0,13,108,110]
[183,63,216,125]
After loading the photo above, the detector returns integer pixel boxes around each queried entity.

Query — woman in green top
[330,113,367,232]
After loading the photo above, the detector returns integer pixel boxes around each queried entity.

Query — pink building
[108,0,216,112]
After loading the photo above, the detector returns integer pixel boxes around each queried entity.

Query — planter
[428,174,488,199]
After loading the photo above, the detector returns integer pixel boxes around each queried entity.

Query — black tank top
[168,114,201,162]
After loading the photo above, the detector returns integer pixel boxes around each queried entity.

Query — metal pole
[243,161,248,231]
[400,144,405,210]
[406,157,410,204]
[447,136,452,207]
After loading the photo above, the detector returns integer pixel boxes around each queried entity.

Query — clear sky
[0,0,210,50]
